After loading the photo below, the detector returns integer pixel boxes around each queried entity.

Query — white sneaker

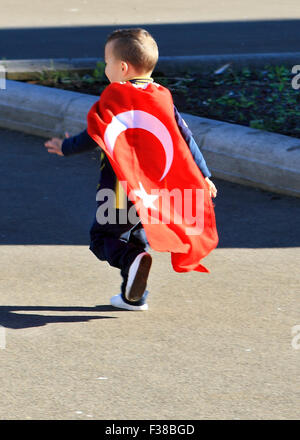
[110,291,149,311]
[125,252,152,302]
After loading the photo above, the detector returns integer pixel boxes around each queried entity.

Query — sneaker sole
[126,253,152,302]
[110,294,148,311]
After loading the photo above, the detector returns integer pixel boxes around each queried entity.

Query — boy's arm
[61,129,99,156]
[174,105,211,178]
[44,129,99,156]
[174,106,217,197]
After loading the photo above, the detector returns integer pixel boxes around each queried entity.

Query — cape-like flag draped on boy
[87,81,218,273]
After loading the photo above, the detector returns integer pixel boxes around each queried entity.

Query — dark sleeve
[61,129,99,156]
[174,105,212,178]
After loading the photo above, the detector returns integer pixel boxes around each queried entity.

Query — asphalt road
[0,127,299,420]
[0,0,300,59]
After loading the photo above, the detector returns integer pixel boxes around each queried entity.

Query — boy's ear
[121,61,129,74]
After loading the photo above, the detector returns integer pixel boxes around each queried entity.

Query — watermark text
[291,65,300,90]
[0,326,6,349]
[291,325,300,349]
[95,181,205,236]
[0,65,6,90]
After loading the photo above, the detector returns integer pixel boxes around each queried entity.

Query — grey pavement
[0,0,300,59]
[0,127,299,420]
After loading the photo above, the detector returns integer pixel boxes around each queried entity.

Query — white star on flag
[134,182,159,210]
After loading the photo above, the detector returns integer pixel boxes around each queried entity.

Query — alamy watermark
[0,65,6,90]
[291,65,300,90]
[96,181,205,236]
[0,326,6,349]
[291,325,300,350]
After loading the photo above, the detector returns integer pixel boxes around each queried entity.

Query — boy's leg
[90,154,152,305]
[119,221,152,302]
[89,208,151,304]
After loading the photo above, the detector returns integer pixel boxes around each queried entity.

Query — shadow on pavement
[0,305,118,330]
[0,128,299,249]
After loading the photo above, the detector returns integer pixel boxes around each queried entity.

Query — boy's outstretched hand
[44,132,69,156]
[205,177,217,198]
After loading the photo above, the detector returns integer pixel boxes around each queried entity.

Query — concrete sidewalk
[0,127,299,420]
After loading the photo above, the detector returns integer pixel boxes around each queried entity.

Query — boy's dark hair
[106,28,159,73]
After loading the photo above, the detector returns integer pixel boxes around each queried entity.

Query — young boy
[44,28,217,311]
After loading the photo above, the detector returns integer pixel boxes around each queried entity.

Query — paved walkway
[0,0,300,58]
[0,128,299,419]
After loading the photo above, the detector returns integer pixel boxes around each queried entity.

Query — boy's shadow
[0,305,127,330]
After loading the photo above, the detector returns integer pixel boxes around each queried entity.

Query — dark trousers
[89,216,149,295]
[89,155,149,295]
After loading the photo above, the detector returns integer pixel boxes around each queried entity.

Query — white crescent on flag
[104,110,174,181]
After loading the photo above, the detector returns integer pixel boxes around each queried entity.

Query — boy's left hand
[44,132,70,156]
[205,177,217,198]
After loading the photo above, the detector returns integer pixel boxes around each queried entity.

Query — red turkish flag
[87,81,218,272]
